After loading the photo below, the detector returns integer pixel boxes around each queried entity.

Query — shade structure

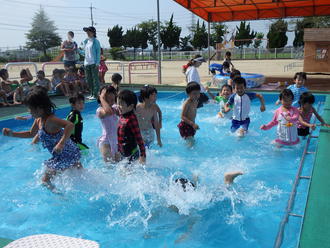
[173,0,330,22]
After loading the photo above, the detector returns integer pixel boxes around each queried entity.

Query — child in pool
[261,89,313,146]
[111,73,122,94]
[227,69,241,88]
[206,84,233,119]
[178,82,200,146]
[67,94,89,150]
[297,92,330,137]
[224,77,265,136]
[276,72,308,107]
[117,89,146,164]
[2,87,81,189]
[97,85,120,162]
[136,85,162,147]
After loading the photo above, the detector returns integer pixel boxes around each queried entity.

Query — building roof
[173,0,330,22]
[304,28,330,42]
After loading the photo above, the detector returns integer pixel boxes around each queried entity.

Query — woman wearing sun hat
[182,54,209,108]
[82,26,101,100]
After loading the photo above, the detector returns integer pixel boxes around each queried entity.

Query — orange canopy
[173,0,330,22]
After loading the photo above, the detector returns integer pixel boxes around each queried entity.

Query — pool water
[0,92,325,248]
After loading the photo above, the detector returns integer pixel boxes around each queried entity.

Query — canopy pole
[157,0,162,84]
[207,21,211,75]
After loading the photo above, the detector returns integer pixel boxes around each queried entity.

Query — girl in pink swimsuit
[261,89,313,146]
[297,92,330,137]
[96,85,120,162]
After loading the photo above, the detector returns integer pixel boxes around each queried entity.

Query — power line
[2,0,89,9]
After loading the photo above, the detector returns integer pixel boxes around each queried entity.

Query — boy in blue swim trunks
[224,77,265,136]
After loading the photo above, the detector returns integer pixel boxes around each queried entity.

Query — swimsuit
[263,106,300,145]
[228,92,256,132]
[297,108,313,137]
[140,129,155,147]
[178,121,196,138]
[38,121,80,170]
[287,85,308,107]
[67,110,89,150]
[96,107,119,156]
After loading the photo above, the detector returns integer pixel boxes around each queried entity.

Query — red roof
[173,0,330,22]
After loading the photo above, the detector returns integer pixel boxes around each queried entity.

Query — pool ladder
[273,102,322,248]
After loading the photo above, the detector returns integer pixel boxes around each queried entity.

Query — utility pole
[90,3,94,26]
[157,0,162,84]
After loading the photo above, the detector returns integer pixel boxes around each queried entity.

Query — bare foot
[237,128,245,137]
[224,171,243,184]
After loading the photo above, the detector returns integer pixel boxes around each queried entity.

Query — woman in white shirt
[183,55,209,108]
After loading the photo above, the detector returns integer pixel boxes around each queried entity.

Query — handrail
[5,62,38,78]
[273,102,321,248]
[104,61,125,84]
[128,61,160,85]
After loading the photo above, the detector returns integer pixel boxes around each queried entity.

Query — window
[316,48,328,60]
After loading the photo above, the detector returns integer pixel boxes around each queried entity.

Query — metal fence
[0,46,304,63]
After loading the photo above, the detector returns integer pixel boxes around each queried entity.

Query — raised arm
[261,110,279,130]
[98,89,114,118]
[3,119,39,138]
[256,93,266,112]
[312,107,327,126]
[205,87,216,100]
[50,116,74,153]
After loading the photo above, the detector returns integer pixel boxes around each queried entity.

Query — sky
[0,0,295,50]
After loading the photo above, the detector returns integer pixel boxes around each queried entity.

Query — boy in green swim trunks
[67,94,89,150]
[0,68,23,105]
[206,84,233,118]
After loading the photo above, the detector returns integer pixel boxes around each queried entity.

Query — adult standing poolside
[82,26,101,100]
[61,31,78,69]
[183,55,209,108]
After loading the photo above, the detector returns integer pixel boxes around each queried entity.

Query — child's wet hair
[175,178,196,192]
[186,81,201,94]
[233,77,246,88]
[69,93,85,105]
[24,86,56,115]
[294,72,307,81]
[0,68,8,79]
[299,92,315,106]
[111,73,122,84]
[52,69,59,75]
[139,85,157,102]
[221,84,233,92]
[225,51,231,57]
[97,85,117,104]
[37,70,45,77]
[279,89,294,100]
[20,69,27,78]
[230,69,241,79]
[118,89,138,109]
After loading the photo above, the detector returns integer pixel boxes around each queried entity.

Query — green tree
[25,8,61,58]
[137,20,159,54]
[267,19,288,49]
[211,23,228,48]
[123,27,141,60]
[293,16,330,47]
[253,32,264,58]
[234,21,256,48]
[234,21,256,58]
[191,20,208,50]
[180,35,193,51]
[160,14,181,51]
[107,25,124,48]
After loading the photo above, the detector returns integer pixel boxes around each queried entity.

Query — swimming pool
[0,91,326,248]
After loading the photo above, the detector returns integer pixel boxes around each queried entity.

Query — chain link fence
[0,46,304,63]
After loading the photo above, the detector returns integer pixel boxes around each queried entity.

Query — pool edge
[299,95,330,248]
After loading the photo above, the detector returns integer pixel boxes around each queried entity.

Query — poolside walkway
[299,96,330,248]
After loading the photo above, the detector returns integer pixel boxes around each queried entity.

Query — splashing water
[0,92,324,247]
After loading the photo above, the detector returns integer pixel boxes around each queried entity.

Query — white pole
[157,0,162,84]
